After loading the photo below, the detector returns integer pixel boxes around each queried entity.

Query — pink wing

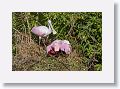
[31,27,45,36]
[60,42,71,54]
[46,40,71,55]
[46,40,61,54]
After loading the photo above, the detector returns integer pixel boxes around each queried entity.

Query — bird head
[48,20,51,23]
[48,20,57,34]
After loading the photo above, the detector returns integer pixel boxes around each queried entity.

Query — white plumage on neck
[48,20,57,34]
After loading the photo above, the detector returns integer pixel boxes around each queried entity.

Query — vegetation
[12,12,102,71]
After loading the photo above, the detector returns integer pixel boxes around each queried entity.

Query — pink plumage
[31,26,51,37]
[46,40,71,55]
[60,41,71,54]
[31,20,57,38]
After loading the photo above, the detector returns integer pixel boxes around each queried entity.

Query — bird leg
[39,36,41,45]
[38,36,47,49]
[46,36,49,44]
[42,38,47,49]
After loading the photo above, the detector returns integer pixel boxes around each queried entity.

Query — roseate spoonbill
[31,20,57,45]
[60,40,71,54]
[46,40,71,55]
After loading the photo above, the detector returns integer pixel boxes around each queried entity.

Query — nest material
[12,31,88,71]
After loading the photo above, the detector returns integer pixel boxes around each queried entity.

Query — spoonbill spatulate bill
[31,20,57,44]
[46,40,71,55]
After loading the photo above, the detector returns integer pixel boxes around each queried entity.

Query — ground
[12,12,102,71]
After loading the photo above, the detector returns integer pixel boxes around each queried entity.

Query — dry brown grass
[12,12,102,71]
[12,31,88,71]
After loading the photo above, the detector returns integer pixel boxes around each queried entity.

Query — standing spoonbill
[31,20,57,45]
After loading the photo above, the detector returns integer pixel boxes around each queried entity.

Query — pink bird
[46,40,71,55]
[60,40,71,54]
[31,20,57,44]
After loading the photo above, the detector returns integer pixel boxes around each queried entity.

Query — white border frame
[0,0,114,83]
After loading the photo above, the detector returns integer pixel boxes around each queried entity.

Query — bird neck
[48,22,57,34]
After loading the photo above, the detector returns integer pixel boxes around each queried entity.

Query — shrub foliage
[12,12,102,71]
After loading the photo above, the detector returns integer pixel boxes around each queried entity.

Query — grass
[12,12,102,71]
